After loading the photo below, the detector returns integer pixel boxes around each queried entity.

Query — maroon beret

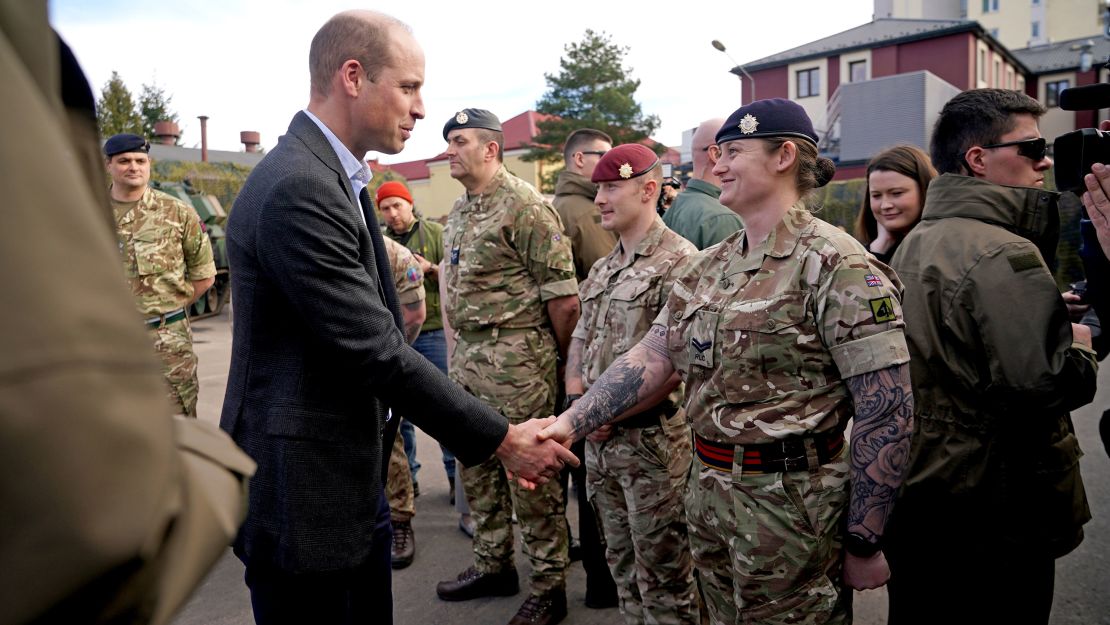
[591,143,659,183]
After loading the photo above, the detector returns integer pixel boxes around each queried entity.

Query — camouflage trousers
[685,442,850,625]
[387,418,415,522]
[451,329,568,593]
[148,317,198,418]
[586,409,698,625]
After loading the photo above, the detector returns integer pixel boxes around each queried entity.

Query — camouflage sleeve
[180,203,216,281]
[658,249,695,310]
[514,201,578,302]
[385,237,425,305]
[820,253,910,379]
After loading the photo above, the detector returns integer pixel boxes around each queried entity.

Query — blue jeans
[408,329,455,480]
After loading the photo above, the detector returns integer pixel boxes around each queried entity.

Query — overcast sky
[53,0,875,164]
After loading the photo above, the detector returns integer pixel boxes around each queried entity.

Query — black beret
[103,133,150,157]
[591,144,659,183]
[443,108,502,140]
[716,98,818,146]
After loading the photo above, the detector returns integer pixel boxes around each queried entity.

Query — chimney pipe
[198,115,209,162]
[240,130,262,153]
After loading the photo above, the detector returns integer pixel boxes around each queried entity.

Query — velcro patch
[869,297,897,323]
[406,267,421,282]
[1007,252,1042,273]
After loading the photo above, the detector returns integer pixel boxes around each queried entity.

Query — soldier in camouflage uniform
[107,134,215,418]
[567,144,698,625]
[542,100,915,625]
[435,109,580,625]
[382,235,426,569]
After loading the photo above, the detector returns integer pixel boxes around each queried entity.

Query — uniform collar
[727,202,809,272]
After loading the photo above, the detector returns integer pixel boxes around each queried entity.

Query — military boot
[436,566,519,601]
[390,520,415,569]
[507,588,567,625]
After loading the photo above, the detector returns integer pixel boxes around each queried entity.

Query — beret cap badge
[455,111,469,124]
[618,163,634,179]
[739,114,759,135]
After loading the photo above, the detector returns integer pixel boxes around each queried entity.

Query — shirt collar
[302,109,372,198]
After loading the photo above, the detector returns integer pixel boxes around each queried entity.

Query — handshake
[493,412,581,489]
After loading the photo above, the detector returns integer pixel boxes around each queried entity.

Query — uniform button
[673,311,682,321]
[720,278,731,289]
[766,319,775,329]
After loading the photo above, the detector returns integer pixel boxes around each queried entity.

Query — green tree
[526,30,662,191]
[96,71,142,138]
[139,81,179,144]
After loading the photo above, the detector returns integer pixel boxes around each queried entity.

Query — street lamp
[1072,39,1095,73]
[711,39,755,105]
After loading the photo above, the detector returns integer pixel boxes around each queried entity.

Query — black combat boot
[436,566,519,601]
[507,588,567,625]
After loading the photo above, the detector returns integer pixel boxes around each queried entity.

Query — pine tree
[526,30,662,190]
[139,81,180,144]
[96,71,143,139]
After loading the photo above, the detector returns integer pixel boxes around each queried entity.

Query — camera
[1054,83,1110,193]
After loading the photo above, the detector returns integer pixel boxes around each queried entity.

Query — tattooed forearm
[845,363,914,538]
[565,337,585,392]
[567,337,674,439]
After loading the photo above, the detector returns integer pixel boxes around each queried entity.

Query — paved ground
[173,311,1110,625]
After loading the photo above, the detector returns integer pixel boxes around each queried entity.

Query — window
[978,49,987,81]
[1017,75,1025,91]
[990,28,1000,39]
[849,60,867,82]
[982,0,999,11]
[1032,21,1040,38]
[1046,79,1070,107]
[993,58,1001,86]
[797,67,820,98]
[1032,0,1040,5]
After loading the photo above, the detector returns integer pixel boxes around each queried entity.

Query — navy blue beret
[103,133,150,157]
[716,98,818,146]
[443,108,502,140]
[591,144,659,183]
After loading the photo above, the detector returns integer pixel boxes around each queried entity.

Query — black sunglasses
[580,150,607,157]
[980,137,1048,161]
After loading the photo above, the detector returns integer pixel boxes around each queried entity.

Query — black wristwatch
[844,532,882,558]
[562,393,583,412]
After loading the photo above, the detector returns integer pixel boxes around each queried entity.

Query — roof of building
[148,143,264,167]
[1011,35,1110,73]
[742,18,1020,72]
[369,158,430,181]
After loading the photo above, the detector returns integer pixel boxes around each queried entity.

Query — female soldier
[852,144,936,264]
[541,99,915,625]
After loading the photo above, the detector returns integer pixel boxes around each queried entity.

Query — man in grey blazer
[220,11,577,624]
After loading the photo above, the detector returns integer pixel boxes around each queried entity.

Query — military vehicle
[152,180,230,319]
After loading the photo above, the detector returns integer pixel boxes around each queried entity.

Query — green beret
[443,108,502,140]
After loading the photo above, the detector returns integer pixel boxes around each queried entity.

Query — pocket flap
[721,291,809,332]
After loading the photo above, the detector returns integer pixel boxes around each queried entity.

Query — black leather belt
[617,403,679,429]
[695,431,844,473]
[145,308,187,329]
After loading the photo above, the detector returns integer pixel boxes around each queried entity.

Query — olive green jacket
[386,218,445,331]
[891,174,1097,557]
[662,179,742,251]
[553,171,616,282]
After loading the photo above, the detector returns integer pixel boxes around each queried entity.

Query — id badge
[688,309,718,369]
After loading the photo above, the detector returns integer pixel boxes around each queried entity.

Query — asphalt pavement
[172,310,1110,625]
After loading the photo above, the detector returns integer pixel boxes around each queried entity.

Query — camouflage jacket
[659,203,909,444]
[383,236,425,305]
[443,165,578,331]
[574,218,694,413]
[113,186,216,315]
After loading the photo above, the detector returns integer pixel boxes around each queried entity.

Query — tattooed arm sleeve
[844,363,914,540]
[564,323,676,440]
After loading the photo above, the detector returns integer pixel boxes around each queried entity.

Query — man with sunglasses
[554,128,618,282]
[886,88,1098,625]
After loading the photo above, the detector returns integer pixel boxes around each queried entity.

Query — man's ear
[339,60,363,97]
[964,146,988,177]
[484,141,500,163]
[642,179,659,204]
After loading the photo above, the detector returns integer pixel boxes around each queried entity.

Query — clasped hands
[496,411,589,489]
